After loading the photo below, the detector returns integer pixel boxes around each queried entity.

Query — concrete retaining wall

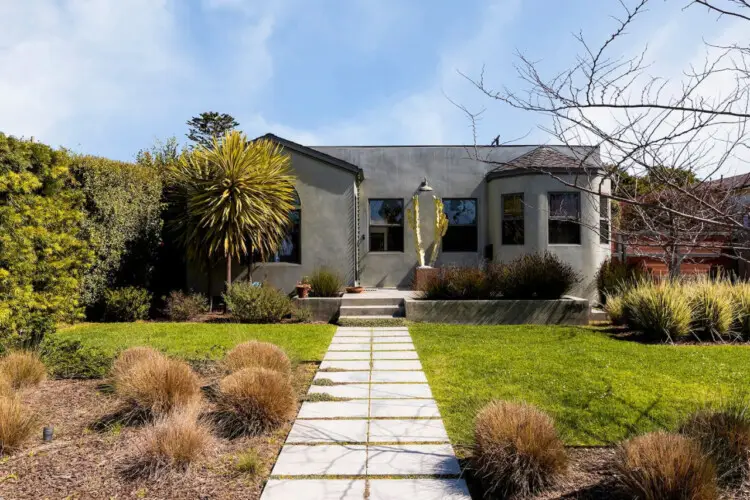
[293,297,341,323]
[404,296,589,325]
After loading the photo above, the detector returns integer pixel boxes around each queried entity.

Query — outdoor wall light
[43,426,54,442]
[418,177,433,192]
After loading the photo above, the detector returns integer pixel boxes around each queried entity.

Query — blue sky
[0,0,742,170]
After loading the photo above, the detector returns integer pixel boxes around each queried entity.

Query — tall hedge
[71,155,163,309]
[0,133,92,346]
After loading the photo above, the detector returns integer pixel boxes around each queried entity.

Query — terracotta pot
[296,285,310,298]
[413,267,439,291]
[346,286,365,294]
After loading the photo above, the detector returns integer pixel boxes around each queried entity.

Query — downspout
[353,175,361,285]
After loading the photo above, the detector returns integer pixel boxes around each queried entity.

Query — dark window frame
[368,198,405,253]
[442,198,479,253]
[257,189,302,264]
[548,192,581,245]
[599,195,610,244]
[501,193,525,245]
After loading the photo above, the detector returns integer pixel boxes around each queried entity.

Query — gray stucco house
[188,134,611,301]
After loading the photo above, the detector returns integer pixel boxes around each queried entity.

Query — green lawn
[57,322,336,362]
[410,324,750,448]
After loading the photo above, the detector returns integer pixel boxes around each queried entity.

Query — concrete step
[340,305,403,317]
[340,297,404,307]
[338,316,408,327]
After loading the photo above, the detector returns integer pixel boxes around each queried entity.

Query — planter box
[293,297,341,323]
[413,267,439,291]
[404,296,589,325]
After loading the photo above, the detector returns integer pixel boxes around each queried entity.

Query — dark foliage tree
[186,112,239,149]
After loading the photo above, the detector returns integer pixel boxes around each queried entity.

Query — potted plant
[296,277,311,298]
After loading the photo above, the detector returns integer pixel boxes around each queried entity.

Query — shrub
[309,268,343,297]
[420,266,491,300]
[103,286,152,322]
[621,282,692,341]
[614,432,718,500]
[689,283,735,339]
[236,448,263,474]
[0,351,46,390]
[163,290,209,321]
[111,346,164,383]
[0,376,12,397]
[224,341,291,374]
[596,258,646,303]
[730,283,750,340]
[604,294,626,326]
[473,401,568,498]
[223,282,292,323]
[291,304,313,323]
[39,337,112,379]
[502,253,580,300]
[0,395,37,454]
[115,355,200,416]
[681,404,750,486]
[129,409,212,477]
[215,367,296,437]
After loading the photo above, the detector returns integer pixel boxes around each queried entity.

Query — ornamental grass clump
[614,432,718,500]
[0,376,12,397]
[115,354,201,416]
[688,282,735,340]
[224,341,291,374]
[730,282,750,339]
[111,346,164,384]
[621,281,692,342]
[127,409,213,478]
[501,252,580,300]
[681,404,750,487]
[0,395,37,454]
[0,351,46,390]
[473,401,568,498]
[309,268,343,297]
[604,293,626,326]
[214,367,296,437]
[420,266,491,300]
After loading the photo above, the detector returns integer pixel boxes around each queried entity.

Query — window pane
[443,226,478,252]
[599,195,608,218]
[502,220,525,245]
[258,209,301,263]
[549,193,580,218]
[370,199,403,225]
[444,199,477,225]
[600,219,610,244]
[502,194,524,218]
[370,228,386,252]
[549,220,581,244]
[387,226,404,252]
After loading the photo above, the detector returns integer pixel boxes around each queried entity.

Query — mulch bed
[0,364,316,499]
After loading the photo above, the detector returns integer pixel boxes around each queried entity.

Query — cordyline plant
[166,132,297,288]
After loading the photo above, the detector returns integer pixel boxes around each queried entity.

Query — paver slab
[297,400,369,419]
[315,371,371,384]
[369,384,432,399]
[367,444,461,475]
[308,384,370,399]
[286,419,368,443]
[369,399,441,418]
[368,419,449,443]
[372,351,419,360]
[333,331,372,337]
[370,371,428,383]
[320,361,371,371]
[373,343,415,351]
[261,479,366,500]
[368,479,470,500]
[328,343,371,351]
[331,337,375,344]
[371,330,410,337]
[324,351,371,360]
[271,445,367,476]
[372,360,422,371]
[372,336,414,343]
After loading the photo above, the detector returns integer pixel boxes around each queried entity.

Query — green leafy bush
[103,286,152,322]
[501,252,580,300]
[223,282,291,323]
[163,291,209,321]
[39,337,112,379]
[596,258,646,303]
[622,282,692,341]
[309,268,343,297]
[0,133,93,347]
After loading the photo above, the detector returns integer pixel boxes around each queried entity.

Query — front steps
[337,294,406,326]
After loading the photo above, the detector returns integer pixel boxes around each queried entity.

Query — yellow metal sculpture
[429,196,449,267]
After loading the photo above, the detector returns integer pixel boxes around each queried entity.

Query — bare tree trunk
[247,244,253,283]
[668,248,681,280]
[226,255,232,291]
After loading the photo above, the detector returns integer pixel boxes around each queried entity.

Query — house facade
[187,134,611,301]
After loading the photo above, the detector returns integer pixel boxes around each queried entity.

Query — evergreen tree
[186,112,239,149]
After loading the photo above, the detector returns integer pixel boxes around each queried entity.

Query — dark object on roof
[258,133,363,176]
[486,146,602,180]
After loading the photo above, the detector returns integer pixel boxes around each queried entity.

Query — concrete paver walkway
[261,326,470,500]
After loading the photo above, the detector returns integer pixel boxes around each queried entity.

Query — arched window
[269,189,301,263]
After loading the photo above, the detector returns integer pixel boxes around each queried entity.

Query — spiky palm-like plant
[167,132,296,287]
